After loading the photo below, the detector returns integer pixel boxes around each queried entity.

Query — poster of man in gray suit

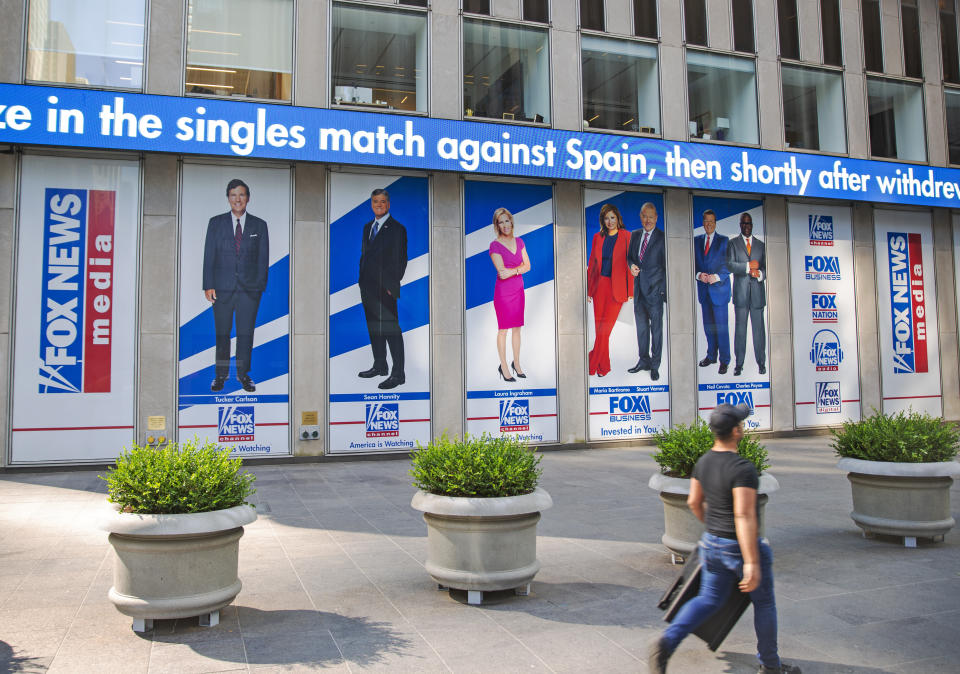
[726,212,766,376]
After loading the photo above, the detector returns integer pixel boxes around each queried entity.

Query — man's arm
[256,218,270,291]
[687,477,706,523]
[733,486,761,592]
[203,216,218,301]
[726,239,749,276]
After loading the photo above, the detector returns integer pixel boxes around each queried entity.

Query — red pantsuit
[587,229,633,376]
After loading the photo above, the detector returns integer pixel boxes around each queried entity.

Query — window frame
[683,0,709,47]
[820,0,844,67]
[684,47,761,147]
[632,0,659,40]
[522,0,551,24]
[779,62,849,157]
[731,0,756,54]
[776,0,800,61]
[942,84,960,165]
[940,0,960,84]
[861,0,884,73]
[865,74,928,163]
[899,0,923,80]
[579,0,606,33]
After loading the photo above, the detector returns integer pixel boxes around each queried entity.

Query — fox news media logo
[815,381,842,415]
[500,399,530,432]
[809,329,843,371]
[887,232,928,374]
[218,406,255,442]
[716,391,754,411]
[608,394,651,422]
[811,292,838,324]
[808,215,834,246]
[365,403,399,437]
[804,255,841,281]
[38,188,117,394]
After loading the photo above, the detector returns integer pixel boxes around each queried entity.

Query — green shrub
[410,433,542,497]
[102,437,256,514]
[652,420,769,478]
[831,410,960,463]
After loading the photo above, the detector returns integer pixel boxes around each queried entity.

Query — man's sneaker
[647,636,671,674]
[758,663,801,674]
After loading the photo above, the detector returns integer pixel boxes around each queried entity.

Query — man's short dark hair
[371,188,390,200]
[226,179,250,198]
[709,403,751,439]
[740,213,752,223]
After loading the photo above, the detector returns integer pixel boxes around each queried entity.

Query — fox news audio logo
[811,292,838,323]
[804,255,841,281]
[608,394,651,422]
[887,232,928,374]
[815,381,842,415]
[38,188,116,394]
[218,406,255,442]
[808,215,834,246]
[716,391,754,411]
[365,403,399,437]
[499,399,530,432]
[809,329,843,371]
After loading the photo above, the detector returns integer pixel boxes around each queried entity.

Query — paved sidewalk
[1,436,959,673]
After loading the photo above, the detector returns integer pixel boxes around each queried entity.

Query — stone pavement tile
[149,605,243,640]
[5,583,90,610]
[237,606,327,638]
[147,632,246,673]
[389,601,494,633]
[889,655,960,673]
[334,630,448,673]
[775,596,865,635]
[46,635,152,674]
[0,605,78,633]
[0,627,67,664]
[243,628,344,669]
[253,664,350,673]
[802,579,960,626]
[241,570,308,597]
[418,625,551,672]
[506,625,642,673]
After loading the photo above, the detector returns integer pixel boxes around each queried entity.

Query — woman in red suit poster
[587,204,633,377]
[489,207,531,382]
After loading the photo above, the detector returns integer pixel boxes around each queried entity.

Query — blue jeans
[663,532,780,668]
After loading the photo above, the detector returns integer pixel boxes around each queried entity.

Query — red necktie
[235,218,242,254]
[704,236,710,255]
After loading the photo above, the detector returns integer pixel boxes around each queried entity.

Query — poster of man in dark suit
[358,188,408,390]
[726,212,766,376]
[694,209,731,374]
[627,202,666,381]
[203,178,270,393]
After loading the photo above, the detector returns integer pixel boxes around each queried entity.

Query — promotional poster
[585,189,669,440]
[788,203,861,427]
[874,210,941,416]
[692,195,770,430]
[328,173,430,453]
[464,181,558,444]
[177,164,291,456]
[11,155,139,463]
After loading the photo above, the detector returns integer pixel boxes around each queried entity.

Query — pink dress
[490,238,525,329]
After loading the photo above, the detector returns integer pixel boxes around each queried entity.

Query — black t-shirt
[691,450,760,539]
[600,232,617,277]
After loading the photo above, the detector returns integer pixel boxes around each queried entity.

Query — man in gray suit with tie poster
[726,212,766,377]
[627,202,666,381]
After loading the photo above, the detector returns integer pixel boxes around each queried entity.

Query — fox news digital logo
[811,292,838,323]
[804,255,841,281]
[499,399,530,432]
[218,406,255,442]
[715,391,754,411]
[808,215,834,246]
[815,381,842,415]
[365,403,399,437]
[809,329,843,371]
[608,394,651,422]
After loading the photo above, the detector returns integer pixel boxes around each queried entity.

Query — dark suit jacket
[359,215,407,298]
[203,212,269,292]
[587,229,633,303]
[726,235,766,308]
[694,233,731,305]
[627,227,666,302]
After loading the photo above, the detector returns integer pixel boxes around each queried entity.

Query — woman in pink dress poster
[489,207,531,382]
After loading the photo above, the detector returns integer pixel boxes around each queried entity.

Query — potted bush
[100,438,257,632]
[832,410,960,547]
[647,420,778,563]
[410,433,552,605]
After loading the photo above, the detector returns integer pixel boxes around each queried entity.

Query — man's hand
[204,289,216,302]
[740,562,761,592]
[749,259,759,271]
[750,270,761,279]
[630,264,640,277]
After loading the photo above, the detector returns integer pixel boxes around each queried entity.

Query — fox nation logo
[715,390,754,411]
[365,403,399,437]
[809,329,844,371]
[218,406,255,442]
[811,292,838,324]
[499,399,530,432]
[808,215,834,246]
[608,394,651,422]
[815,381,842,415]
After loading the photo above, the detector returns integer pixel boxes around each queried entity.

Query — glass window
[400,0,429,6]
[945,89,960,163]
[781,64,846,153]
[685,0,708,46]
[331,4,427,112]
[862,0,883,72]
[942,1,960,84]
[26,0,145,88]
[523,0,549,23]
[867,77,925,161]
[581,0,605,31]
[463,19,550,123]
[582,36,660,134]
[687,50,758,144]
[901,0,922,78]
[732,0,755,53]
[464,0,490,15]
[821,0,843,66]
[634,0,657,39]
[777,0,800,60]
[186,0,293,100]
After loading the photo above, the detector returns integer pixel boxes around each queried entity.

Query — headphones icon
[809,329,844,364]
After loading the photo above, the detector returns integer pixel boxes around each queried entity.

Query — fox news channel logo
[500,398,530,432]
[804,255,841,281]
[887,232,928,374]
[808,215,834,246]
[608,394,651,422]
[715,390,754,411]
[365,403,399,437]
[809,329,843,371]
[815,381,842,415]
[218,406,255,442]
[811,292,838,323]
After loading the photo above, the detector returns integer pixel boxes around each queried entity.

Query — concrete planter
[410,488,553,605]
[101,504,257,632]
[837,458,960,547]
[648,473,779,563]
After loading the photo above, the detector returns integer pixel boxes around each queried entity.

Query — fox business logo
[804,255,841,281]
[808,215,834,246]
[811,292,838,324]
[365,403,399,437]
[608,394,651,422]
[715,391,754,411]
[218,406,255,442]
[815,381,842,415]
[809,329,844,371]
[499,399,530,432]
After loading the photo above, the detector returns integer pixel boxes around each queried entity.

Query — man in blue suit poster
[203,178,269,393]
[627,202,666,381]
[694,209,731,374]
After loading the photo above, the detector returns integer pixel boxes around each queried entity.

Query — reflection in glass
[867,77,925,161]
[687,50,758,144]
[781,65,846,153]
[945,89,960,164]
[582,37,659,134]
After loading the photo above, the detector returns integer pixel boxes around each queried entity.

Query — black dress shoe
[628,360,650,373]
[734,366,742,376]
[211,376,226,392]
[650,369,660,381]
[359,366,388,378]
[378,374,405,389]
[758,364,766,375]
[718,363,728,375]
[698,357,716,367]
[239,375,256,392]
